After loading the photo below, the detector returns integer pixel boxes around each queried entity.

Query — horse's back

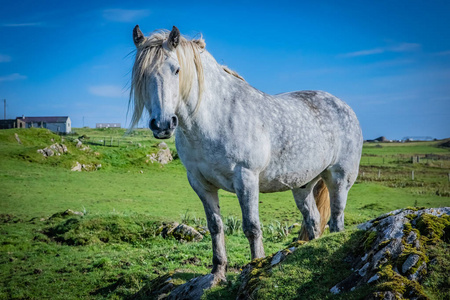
[277,90,362,147]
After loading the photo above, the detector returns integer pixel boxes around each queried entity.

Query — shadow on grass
[91,271,202,299]
[247,230,375,300]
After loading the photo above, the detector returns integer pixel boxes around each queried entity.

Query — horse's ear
[133,25,145,47]
[168,26,180,50]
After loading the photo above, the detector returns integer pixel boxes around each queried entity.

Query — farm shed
[15,116,71,134]
[0,119,17,129]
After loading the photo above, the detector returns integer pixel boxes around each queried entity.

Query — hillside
[0,128,449,299]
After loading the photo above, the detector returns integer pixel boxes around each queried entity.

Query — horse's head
[132,25,181,139]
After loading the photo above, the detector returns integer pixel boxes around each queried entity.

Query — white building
[16,116,71,134]
[96,123,121,128]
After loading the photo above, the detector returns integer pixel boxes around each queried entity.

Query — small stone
[358,262,370,277]
[288,223,300,230]
[401,254,420,274]
[357,221,373,231]
[14,133,22,144]
[330,285,340,294]
[406,231,417,244]
[63,209,84,217]
[408,261,427,281]
[43,148,54,156]
[271,251,283,266]
[159,223,203,242]
[71,162,82,171]
[172,224,203,242]
[367,274,379,283]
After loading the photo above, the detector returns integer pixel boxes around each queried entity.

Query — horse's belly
[258,155,330,193]
[259,171,316,193]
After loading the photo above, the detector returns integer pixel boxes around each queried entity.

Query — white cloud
[433,50,450,56]
[89,85,124,98]
[341,43,421,58]
[0,54,11,62]
[102,9,150,23]
[342,48,385,57]
[2,22,43,27]
[0,73,27,82]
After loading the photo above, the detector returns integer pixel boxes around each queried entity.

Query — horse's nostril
[149,119,159,131]
[170,115,178,128]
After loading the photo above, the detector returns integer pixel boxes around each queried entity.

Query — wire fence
[360,154,450,166]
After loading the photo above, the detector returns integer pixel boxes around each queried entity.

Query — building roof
[16,116,69,123]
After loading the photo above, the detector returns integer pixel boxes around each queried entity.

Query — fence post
[411,170,414,181]
[378,170,381,179]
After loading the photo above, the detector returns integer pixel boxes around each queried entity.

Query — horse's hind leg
[233,166,265,259]
[322,166,357,232]
[187,172,227,281]
[292,178,322,240]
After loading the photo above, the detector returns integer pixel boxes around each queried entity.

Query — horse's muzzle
[149,115,177,139]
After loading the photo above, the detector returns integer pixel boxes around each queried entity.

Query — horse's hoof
[212,272,227,285]
[168,273,220,300]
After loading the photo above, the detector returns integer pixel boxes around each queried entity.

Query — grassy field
[0,128,449,299]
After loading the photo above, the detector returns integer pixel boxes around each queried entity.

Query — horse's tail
[298,179,331,241]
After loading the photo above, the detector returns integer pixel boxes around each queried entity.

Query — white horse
[130,26,363,284]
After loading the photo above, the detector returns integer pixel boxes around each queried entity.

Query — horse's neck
[176,52,255,137]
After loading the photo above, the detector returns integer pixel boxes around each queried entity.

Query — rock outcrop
[157,222,204,242]
[37,143,68,157]
[331,207,449,299]
[146,143,173,165]
[71,161,102,172]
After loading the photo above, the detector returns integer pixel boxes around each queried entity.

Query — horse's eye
[175,68,180,75]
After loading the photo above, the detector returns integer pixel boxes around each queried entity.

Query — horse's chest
[176,140,236,192]
[176,133,270,192]
[183,152,237,192]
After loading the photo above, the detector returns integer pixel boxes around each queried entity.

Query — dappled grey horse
[130,26,363,284]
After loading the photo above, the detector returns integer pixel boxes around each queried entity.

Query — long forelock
[129,30,205,129]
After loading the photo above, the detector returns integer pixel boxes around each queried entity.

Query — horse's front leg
[187,172,227,282]
[233,166,265,259]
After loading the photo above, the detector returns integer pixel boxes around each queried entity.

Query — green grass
[240,230,373,300]
[0,128,449,299]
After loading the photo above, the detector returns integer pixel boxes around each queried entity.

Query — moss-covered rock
[331,207,449,299]
[157,222,203,242]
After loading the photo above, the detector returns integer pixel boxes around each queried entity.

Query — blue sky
[1,0,449,139]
